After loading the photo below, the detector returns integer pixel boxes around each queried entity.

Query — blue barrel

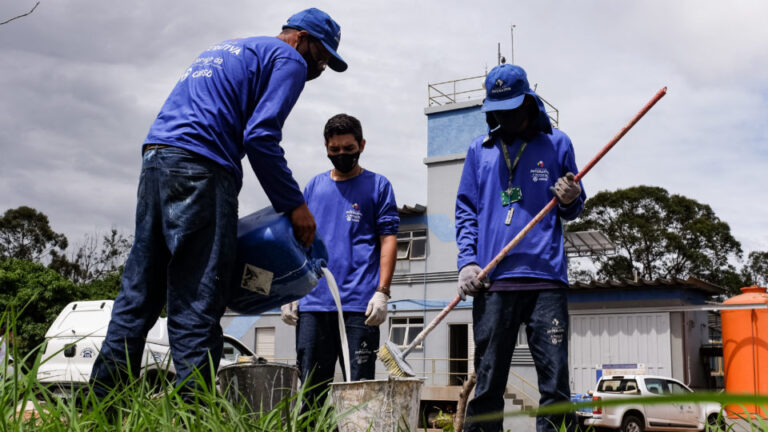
[227,207,328,315]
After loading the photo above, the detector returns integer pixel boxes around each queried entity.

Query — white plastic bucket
[330,377,424,432]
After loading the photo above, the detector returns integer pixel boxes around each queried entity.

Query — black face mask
[489,98,537,142]
[301,37,325,81]
[328,152,360,173]
[302,51,323,81]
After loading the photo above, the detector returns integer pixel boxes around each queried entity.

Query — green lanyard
[500,139,527,225]
[500,139,527,205]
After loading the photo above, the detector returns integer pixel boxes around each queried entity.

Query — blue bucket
[227,207,328,315]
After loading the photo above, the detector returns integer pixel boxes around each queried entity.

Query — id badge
[508,187,522,203]
[502,187,522,206]
[501,190,511,206]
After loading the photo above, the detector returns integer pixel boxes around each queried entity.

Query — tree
[79,270,123,302]
[566,186,743,291]
[742,251,768,287]
[50,229,131,285]
[0,206,68,263]
[0,258,83,358]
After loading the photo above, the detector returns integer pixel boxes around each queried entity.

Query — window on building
[396,230,427,260]
[389,317,424,349]
[254,327,275,360]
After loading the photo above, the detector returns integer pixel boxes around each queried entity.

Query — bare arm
[378,234,397,289]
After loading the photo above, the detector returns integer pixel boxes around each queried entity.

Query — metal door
[569,313,672,393]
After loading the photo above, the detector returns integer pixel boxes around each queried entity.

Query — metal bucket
[217,360,300,416]
[330,377,424,432]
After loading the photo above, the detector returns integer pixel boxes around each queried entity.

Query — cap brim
[481,93,526,113]
[320,40,347,72]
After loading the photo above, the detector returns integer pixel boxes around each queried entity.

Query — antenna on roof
[510,24,516,64]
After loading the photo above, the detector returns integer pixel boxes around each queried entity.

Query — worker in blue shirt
[89,8,347,398]
[281,113,399,408]
[456,64,586,432]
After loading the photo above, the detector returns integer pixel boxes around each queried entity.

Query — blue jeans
[465,290,574,432]
[90,146,238,396]
[296,311,379,407]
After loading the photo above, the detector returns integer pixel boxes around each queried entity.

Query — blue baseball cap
[481,64,532,112]
[481,64,553,133]
[284,8,347,72]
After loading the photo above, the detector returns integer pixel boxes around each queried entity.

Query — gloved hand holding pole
[457,264,488,301]
[551,172,581,206]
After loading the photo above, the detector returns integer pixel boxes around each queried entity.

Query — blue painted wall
[427,105,486,157]
[400,214,455,242]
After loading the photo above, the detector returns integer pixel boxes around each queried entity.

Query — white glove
[364,292,389,326]
[550,172,581,205]
[280,301,299,326]
[457,264,488,301]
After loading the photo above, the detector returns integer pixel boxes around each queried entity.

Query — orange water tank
[721,285,768,417]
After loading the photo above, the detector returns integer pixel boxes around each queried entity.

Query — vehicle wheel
[620,415,644,432]
[707,413,725,431]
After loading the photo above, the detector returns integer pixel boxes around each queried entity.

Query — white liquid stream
[321,267,352,383]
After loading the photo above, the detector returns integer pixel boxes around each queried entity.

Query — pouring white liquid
[321,267,351,383]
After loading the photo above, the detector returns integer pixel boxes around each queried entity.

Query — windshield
[598,378,639,394]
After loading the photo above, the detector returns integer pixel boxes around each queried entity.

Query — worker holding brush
[281,113,399,409]
[455,64,586,432]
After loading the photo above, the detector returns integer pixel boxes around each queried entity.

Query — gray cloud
[1,0,766,259]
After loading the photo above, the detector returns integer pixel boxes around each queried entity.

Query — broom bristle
[377,345,406,377]
[377,341,414,377]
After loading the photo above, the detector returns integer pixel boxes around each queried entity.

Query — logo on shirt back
[530,161,549,183]
[345,203,362,223]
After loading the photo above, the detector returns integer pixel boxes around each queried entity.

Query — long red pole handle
[478,86,667,279]
[403,87,667,356]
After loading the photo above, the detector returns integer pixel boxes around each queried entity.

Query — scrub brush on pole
[378,86,668,377]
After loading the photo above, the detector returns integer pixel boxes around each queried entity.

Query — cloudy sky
[1,1,766,261]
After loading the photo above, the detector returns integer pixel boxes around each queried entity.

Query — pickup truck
[583,375,724,432]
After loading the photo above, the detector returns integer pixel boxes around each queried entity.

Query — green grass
[4,303,768,432]
[1,349,344,431]
[1,306,345,432]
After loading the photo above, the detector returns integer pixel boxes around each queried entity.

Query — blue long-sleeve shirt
[144,36,307,212]
[455,130,586,285]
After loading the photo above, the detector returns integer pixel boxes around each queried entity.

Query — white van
[36,300,254,396]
